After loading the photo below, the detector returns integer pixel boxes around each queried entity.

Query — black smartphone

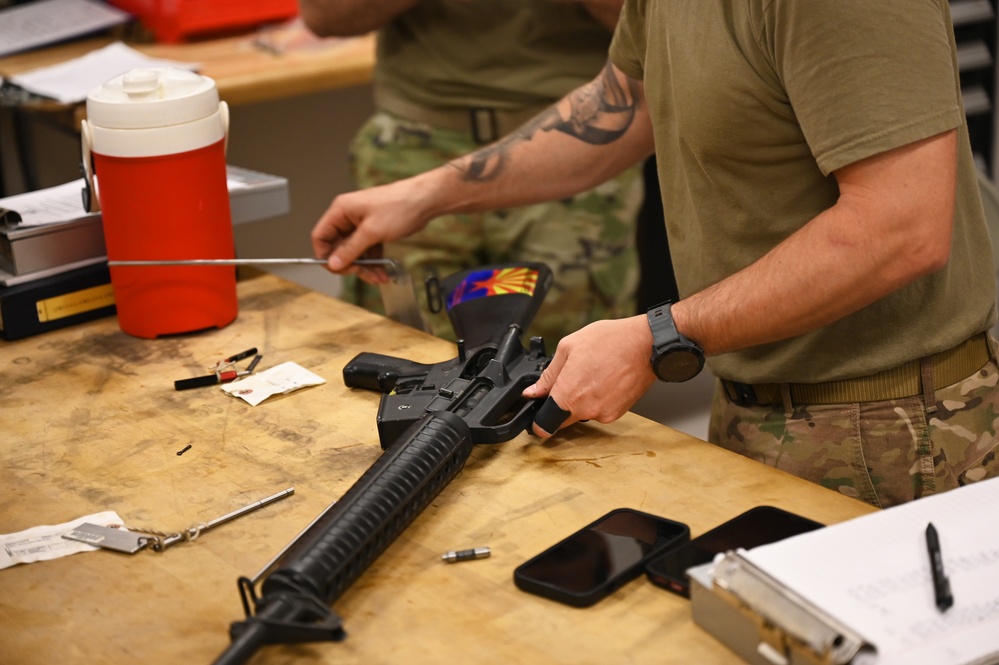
[645,505,823,598]
[513,508,690,608]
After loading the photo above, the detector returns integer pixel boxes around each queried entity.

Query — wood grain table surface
[0,273,874,664]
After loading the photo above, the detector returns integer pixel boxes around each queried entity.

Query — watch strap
[648,302,682,350]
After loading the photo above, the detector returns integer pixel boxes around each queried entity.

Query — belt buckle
[724,381,758,407]
[469,108,499,145]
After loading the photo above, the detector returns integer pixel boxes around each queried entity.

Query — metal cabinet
[953,0,998,175]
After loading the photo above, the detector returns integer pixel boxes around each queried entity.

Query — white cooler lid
[86,67,220,130]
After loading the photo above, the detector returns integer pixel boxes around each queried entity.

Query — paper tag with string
[0,511,125,569]
[63,523,148,553]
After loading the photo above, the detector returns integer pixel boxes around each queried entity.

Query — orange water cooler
[82,68,237,339]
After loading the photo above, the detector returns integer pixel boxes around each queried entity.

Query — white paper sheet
[743,478,999,665]
[0,176,249,229]
[0,511,125,569]
[0,0,129,58]
[0,179,93,227]
[222,361,326,406]
[9,41,197,104]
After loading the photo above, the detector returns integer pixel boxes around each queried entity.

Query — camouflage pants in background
[708,356,999,508]
[342,111,644,346]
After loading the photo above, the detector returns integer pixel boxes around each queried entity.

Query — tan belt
[721,334,993,407]
[375,89,548,144]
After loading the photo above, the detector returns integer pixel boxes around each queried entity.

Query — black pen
[246,354,263,373]
[222,347,258,364]
[926,522,953,612]
[174,370,250,391]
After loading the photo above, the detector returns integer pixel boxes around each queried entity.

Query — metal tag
[378,261,427,332]
[62,523,148,554]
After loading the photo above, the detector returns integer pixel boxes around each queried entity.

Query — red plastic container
[82,68,237,339]
[108,0,299,43]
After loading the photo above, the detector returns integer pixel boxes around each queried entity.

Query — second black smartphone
[513,508,690,608]
[645,505,823,597]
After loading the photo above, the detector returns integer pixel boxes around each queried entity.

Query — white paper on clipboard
[738,478,999,665]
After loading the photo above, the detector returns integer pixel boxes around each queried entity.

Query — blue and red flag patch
[446,267,539,310]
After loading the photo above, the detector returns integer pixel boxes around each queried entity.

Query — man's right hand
[522,315,657,438]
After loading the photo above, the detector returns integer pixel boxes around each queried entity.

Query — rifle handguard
[216,262,555,665]
[217,411,474,665]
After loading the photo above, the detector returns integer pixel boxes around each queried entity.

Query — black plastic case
[645,505,823,597]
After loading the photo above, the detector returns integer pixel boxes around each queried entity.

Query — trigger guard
[468,398,539,443]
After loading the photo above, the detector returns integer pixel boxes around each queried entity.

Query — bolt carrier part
[441,547,491,563]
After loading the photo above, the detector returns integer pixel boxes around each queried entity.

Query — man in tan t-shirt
[310,0,999,507]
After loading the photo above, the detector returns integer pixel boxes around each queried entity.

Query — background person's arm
[311,62,655,280]
[298,0,421,36]
[549,0,625,30]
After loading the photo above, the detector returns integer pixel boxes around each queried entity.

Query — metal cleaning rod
[154,487,296,551]
[107,257,397,271]
[108,258,327,266]
[110,258,331,266]
[106,257,415,324]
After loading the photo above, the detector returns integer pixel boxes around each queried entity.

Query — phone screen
[645,506,822,597]
[514,508,689,607]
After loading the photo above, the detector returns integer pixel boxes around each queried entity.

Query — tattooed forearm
[450,62,639,182]
[560,62,637,145]
[457,107,563,182]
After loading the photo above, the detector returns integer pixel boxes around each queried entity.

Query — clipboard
[689,554,874,665]
[687,478,999,665]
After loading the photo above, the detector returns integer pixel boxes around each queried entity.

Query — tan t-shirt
[611,0,997,384]
[375,0,612,111]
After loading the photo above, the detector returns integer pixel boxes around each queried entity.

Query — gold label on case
[36,284,115,322]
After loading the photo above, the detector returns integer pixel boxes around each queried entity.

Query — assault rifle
[213,263,555,665]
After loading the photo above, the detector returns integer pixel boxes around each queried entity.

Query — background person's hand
[311,178,432,284]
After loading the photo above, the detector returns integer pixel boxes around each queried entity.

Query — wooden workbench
[0,274,874,664]
[0,24,376,122]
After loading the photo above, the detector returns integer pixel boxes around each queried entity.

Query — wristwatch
[647,302,704,382]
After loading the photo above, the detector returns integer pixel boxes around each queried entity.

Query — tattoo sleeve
[452,63,639,182]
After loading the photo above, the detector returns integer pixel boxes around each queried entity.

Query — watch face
[656,348,704,382]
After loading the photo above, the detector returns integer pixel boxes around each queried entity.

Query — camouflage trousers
[342,111,644,346]
[707,352,999,508]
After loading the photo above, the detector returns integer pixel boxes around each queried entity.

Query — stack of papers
[0,0,129,58]
[0,179,94,228]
